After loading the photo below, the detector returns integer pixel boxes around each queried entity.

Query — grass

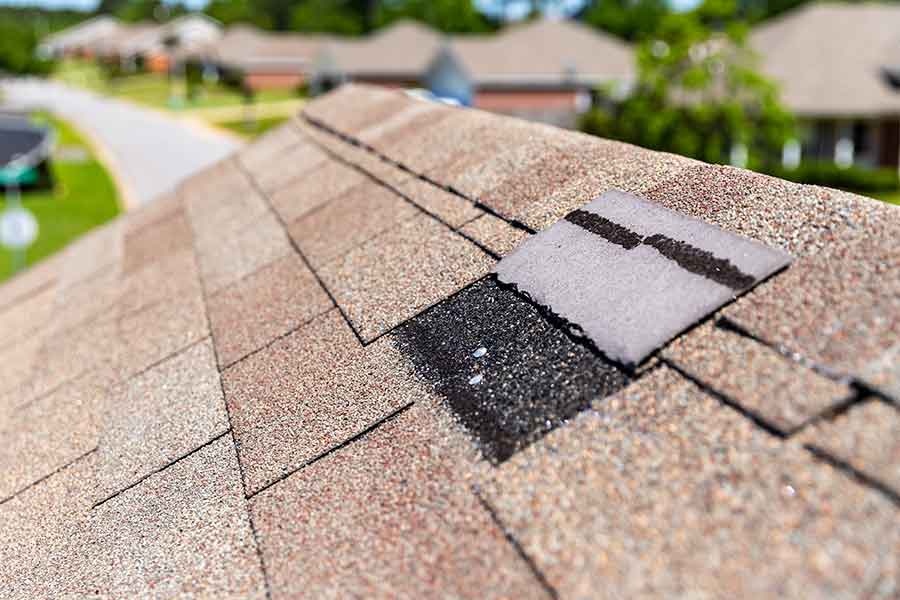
[54,59,300,112]
[867,190,900,206]
[0,113,121,282]
[215,115,290,139]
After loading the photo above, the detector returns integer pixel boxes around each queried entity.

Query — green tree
[290,0,366,34]
[0,20,54,76]
[376,0,496,33]
[579,0,794,169]
[205,0,271,27]
[581,0,670,41]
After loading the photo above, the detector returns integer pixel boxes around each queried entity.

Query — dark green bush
[769,161,899,193]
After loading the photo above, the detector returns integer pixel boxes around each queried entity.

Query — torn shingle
[495,189,793,366]
[392,277,630,463]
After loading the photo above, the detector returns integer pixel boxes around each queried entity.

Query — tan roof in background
[1,84,898,598]
[318,20,442,78]
[192,25,328,72]
[751,2,900,116]
[447,18,634,86]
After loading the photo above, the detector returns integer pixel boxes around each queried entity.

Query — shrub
[770,161,899,193]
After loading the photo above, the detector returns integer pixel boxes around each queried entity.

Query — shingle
[0,450,99,598]
[0,276,57,345]
[95,339,229,502]
[801,399,900,494]
[642,162,887,258]
[0,377,103,502]
[49,263,122,331]
[0,255,57,315]
[396,176,483,228]
[302,83,393,130]
[23,314,120,404]
[491,139,697,231]
[268,159,368,224]
[479,366,900,598]
[237,121,303,174]
[319,213,494,341]
[115,291,208,382]
[118,248,202,315]
[184,165,270,247]
[303,84,409,136]
[425,120,582,205]
[377,108,497,175]
[90,435,267,598]
[122,209,193,275]
[250,399,551,600]
[208,253,332,368]
[724,213,900,399]
[664,323,852,432]
[222,310,431,495]
[124,189,183,235]
[253,141,330,196]
[355,97,453,150]
[288,180,419,268]
[459,213,529,256]
[57,219,123,287]
[195,210,292,295]
[495,190,793,366]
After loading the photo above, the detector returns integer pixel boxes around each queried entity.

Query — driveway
[2,79,243,208]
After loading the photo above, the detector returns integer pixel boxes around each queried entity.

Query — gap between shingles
[234,157,368,349]
[472,487,559,600]
[0,446,98,506]
[300,115,538,236]
[185,188,274,600]
[662,357,900,507]
[246,401,415,500]
[92,430,231,509]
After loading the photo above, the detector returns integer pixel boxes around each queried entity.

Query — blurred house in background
[38,15,119,59]
[753,3,900,170]
[425,19,633,128]
[187,25,327,91]
[312,20,441,91]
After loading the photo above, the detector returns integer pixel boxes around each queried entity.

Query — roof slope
[751,2,900,116]
[446,18,633,86]
[317,20,443,78]
[1,84,898,598]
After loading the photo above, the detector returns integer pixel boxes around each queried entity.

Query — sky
[0,0,702,16]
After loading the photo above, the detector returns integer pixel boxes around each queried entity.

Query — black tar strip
[564,209,756,291]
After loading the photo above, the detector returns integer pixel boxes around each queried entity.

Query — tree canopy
[579,0,794,169]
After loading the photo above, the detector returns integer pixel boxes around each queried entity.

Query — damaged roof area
[1,84,898,598]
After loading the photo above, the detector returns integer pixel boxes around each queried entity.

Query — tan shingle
[250,399,551,599]
[318,213,494,341]
[223,310,430,495]
[479,367,900,598]
[208,253,332,368]
[287,180,419,268]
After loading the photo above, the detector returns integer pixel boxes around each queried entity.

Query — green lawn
[216,115,290,139]
[0,114,121,281]
[868,190,900,206]
[55,59,299,112]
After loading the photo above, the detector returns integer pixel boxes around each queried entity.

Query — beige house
[752,2,900,169]
[425,19,633,128]
[186,25,328,91]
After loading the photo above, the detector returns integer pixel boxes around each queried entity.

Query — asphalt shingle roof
[1,83,898,598]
